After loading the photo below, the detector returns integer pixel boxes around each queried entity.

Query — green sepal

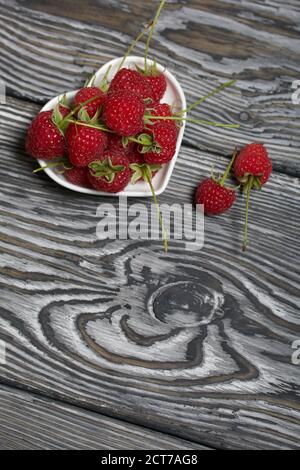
[130,133,161,154]
[130,163,162,185]
[140,145,153,154]
[148,58,162,77]
[98,65,112,93]
[144,113,155,125]
[78,107,101,124]
[253,177,262,190]
[84,67,111,92]
[51,104,69,135]
[239,173,263,191]
[137,133,153,146]
[144,97,153,105]
[135,63,145,75]
[84,72,96,88]
[78,107,91,123]
[122,136,130,148]
[135,58,160,77]
[52,104,63,126]
[89,157,124,183]
[59,93,69,109]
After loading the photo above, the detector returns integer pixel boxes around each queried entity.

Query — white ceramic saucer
[39,56,186,197]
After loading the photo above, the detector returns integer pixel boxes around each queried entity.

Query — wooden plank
[0,385,209,450]
[0,0,299,175]
[0,98,299,450]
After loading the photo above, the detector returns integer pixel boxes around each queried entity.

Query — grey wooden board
[0,0,299,175]
[0,384,209,450]
[0,0,300,451]
[0,96,300,450]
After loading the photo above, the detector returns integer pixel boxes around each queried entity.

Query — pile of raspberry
[26,67,178,193]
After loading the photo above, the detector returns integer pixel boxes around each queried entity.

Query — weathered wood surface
[0,0,300,451]
[0,97,300,450]
[0,385,209,450]
[0,0,299,175]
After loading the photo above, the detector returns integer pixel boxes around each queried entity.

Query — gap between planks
[0,380,212,450]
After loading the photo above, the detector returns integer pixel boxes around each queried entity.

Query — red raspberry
[88,152,130,193]
[234,143,272,251]
[26,109,66,160]
[149,103,177,131]
[74,87,106,119]
[66,123,108,167]
[65,167,92,188]
[103,91,145,137]
[144,74,167,103]
[107,135,144,177]
[109,69,152,101]
[127,146,144,166]
[143,121,177,165]
[151,103,172,118]
[57,104,70,118]
[107,134,135,156]
[196,178,236,215]
[234,143,272,186]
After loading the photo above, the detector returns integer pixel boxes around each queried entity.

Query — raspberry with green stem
[233,142,272,251]
[196,150,239,216]
[88,153,131,193]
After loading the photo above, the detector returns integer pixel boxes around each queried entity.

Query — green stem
[118,21,153,72]
[65,119,113,132]
[33,160,72,174]
[102,64,112,83]
[220,149,238,186]
[33,161,63,173]
[99,64,112,91]
[243,175,254,252]
[144,0,166,73]
[145,172,168,253]
[181,80,237,115]
[148,115,240,129]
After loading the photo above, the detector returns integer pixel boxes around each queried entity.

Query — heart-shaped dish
[39,56,187,197]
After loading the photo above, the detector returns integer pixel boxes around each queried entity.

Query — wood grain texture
[0,98,300,450]
[0,385,209,450]
[0,0,299,175]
